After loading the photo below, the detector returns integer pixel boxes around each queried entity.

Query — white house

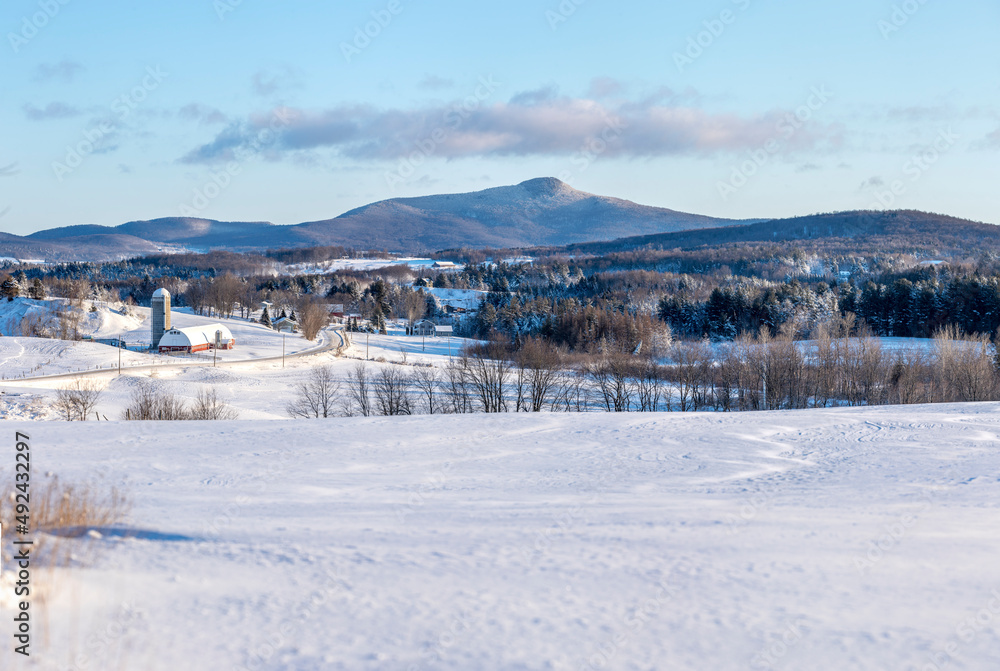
[412,319,437,336]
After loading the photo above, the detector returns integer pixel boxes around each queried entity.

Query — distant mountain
[0,230,184,262]
[559,210,1000,257]
[27,218,284,248]
[292,177,746,250]
[5,178,748,260]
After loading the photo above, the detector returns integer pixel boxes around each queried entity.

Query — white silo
[151,288,171,348]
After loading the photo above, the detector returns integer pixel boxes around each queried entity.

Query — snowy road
[2,404,999,670]
[9,325,344,382]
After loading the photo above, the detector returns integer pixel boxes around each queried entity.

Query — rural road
[10,326,349,383]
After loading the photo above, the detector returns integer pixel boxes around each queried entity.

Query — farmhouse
[412,319,437,336]
[158,324,235,353]
[412,320,453,337]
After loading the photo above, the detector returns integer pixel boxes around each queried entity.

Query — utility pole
[762,349,767,411]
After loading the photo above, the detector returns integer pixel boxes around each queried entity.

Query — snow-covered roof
[152,288,171,298]
[158,324,233,348]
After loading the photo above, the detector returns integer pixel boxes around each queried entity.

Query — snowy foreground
[2,406,1000,670]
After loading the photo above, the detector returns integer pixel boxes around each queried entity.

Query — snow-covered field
[0,331,458,421]
[0,299,326,380]
[2,302,998,668]
[1,404,999,669]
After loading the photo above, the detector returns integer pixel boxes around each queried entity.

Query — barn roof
[157,324,233,348]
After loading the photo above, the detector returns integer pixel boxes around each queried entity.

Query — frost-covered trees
[1,276,20,301]
[28,277,46,300]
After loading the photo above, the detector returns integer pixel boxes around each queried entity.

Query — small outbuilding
[158,324,235,353]
[272,316,298,333]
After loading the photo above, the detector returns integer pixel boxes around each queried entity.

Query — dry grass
[1,474,131,568]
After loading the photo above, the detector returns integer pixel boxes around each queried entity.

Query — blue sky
[1,0,998,235]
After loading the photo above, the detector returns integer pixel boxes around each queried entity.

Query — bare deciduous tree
[210,273,242,318]
[444,358,474,413]
[550,371,590,412]
[411,367,440,414]
[345,363,373,417]
[636,359,665,412]
[585,354,635,412]
[287,366,340,418]
[122,379,188,420]
[935,326,999,402]
[54,379,104,421]
[667,340,713,412]
[55,307,83,340]
[373,366,412,416]
[191,388,240,420]
[514,337,562,412]
[466,345,511,413]
[401,289,427,329]
[886,350,930,405]
[297,299,330,341]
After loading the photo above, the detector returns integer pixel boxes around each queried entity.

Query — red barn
[157,324,235,353]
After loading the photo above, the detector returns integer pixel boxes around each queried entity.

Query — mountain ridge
[4,178,749,260]
[556,209,1000,257]
[2,179,994,261]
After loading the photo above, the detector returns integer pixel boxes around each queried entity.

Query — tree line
[287,324,1000,419]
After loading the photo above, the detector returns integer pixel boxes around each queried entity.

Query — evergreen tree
[1,277,19,301]
[368,279,393,319]
[371,304,387,334]
[14,271,28,293]
[278,308,287,319]
[28,278,46,300]
[424,292,439,318]
[289,310,297,322]
[261,305,272,327]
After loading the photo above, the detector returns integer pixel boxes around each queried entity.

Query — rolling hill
[557,210,1000,257]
